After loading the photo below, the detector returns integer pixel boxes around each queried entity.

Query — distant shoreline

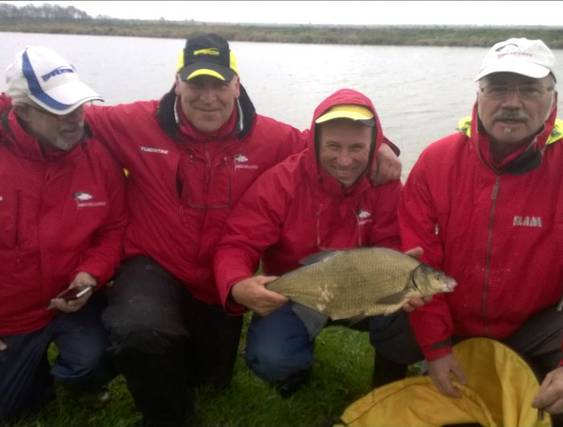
[2,19,563,47]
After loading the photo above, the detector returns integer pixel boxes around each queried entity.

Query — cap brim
[475,60,551,81]
[30,79,103,115]
[315,110,374,124]
[179,62,234,82]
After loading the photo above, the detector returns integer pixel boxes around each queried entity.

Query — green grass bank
[2,19,563,47]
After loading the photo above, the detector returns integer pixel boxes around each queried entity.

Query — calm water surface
[2,32,563,177]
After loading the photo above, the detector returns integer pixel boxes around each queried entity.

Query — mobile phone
[58,286,93,301]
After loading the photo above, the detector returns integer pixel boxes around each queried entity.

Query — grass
[9,317,375,427]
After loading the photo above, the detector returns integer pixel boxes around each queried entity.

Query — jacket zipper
[14,190,21,248]
[482,176,500,336]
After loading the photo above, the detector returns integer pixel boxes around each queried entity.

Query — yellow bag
[337,338,550,427]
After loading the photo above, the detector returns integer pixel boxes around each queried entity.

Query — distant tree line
[1,2,562,48]
[0,2,91,20]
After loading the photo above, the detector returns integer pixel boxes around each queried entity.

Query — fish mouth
[443,277,457,292]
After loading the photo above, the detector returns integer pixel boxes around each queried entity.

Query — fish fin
[299,250,337,266]
[291,303,329,338]
[375,288,409,305]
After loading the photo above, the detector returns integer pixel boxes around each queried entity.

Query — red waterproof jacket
[214,89,402,314]
[85,86,306,305]
[400,105,563,361]
[0,110,127,335]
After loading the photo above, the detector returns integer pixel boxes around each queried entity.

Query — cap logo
[495,43,519,53]
[194,48,220,56]
[41,66,74,82]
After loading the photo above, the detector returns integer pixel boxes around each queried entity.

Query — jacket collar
[460,104,559,175]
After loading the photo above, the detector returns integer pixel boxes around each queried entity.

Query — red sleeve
[74,146,127,286]
[214,168,290,314]
[399,153,453,360]
[85,104,136,168]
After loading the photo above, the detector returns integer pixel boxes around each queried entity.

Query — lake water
[2,32,563,177]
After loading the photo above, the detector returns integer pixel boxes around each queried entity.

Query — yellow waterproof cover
[337,338,550,427]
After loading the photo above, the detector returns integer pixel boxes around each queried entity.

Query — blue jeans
[245,303,315,384]
[0,295,113,422]
[245,302,407,384]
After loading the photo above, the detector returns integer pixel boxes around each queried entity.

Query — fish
[266,247,457,321]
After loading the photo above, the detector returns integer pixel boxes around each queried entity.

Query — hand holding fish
[401,296,430,312]
[428,353,467,398]
[532,366,563,415]
[231,275,288,317]
[401,247,432,312]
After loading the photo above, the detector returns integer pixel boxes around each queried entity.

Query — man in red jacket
[81,34,402,426]
[398,38,563,418]
[214,88,423,396]
[0,46,127,422]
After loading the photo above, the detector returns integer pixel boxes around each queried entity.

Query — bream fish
[266,247,457,320]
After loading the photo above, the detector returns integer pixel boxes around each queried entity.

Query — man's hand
[533,366,563,415]
[231,275,288,317]
[402,246,431,312]
[0,338,6,351]
[48,272,96,313]
[428,353,467,397]
[405,247,423,260]
[371,142,402,185]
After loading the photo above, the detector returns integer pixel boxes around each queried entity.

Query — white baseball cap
[5,46,103,115]
[475,38,555,82]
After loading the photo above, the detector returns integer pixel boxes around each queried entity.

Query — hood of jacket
[305,88,385,197]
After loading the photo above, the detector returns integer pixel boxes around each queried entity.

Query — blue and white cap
[5,46,103,115]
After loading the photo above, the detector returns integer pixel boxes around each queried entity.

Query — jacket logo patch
[74,192,106,208]
[141,146,169,155]
[513,216,542,228]
[74,192,93,202]
[234,153,258,170]
[357,209,372,225]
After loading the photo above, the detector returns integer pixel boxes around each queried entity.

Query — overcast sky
[5,1,563,26]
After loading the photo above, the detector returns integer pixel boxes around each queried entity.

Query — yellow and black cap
[178,33,239,82]
[315,105,375,126]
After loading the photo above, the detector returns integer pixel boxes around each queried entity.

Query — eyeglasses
[25,103,84,120]
[480,84,555,100]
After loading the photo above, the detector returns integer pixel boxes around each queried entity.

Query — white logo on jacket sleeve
[73,192,107,208]
[234,153,258,170]
[513,216,543,228]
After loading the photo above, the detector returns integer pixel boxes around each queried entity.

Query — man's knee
[107,327,187,360]
[245,342,313,384]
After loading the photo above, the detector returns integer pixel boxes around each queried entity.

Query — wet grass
[9,319,374,427]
